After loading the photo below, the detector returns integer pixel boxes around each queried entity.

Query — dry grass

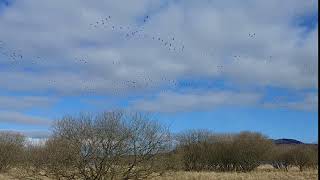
[154,166,318,180]
[0,166,318,180]
[154,170,318,180]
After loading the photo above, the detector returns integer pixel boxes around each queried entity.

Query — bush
[177,131,272,172]
[269,145,293,171]
[0,132,25,172]
[208,140,237,171]
[44,111,171,179]
[290,145,318,171]
[1,118,317,176]
[232,132,273,172]
[177,130,214,171]
[269,144,318,171]
[22,144,48,176]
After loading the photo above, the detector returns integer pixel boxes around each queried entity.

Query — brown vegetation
[0,167,318,180]
[0,111,318,179]
[0,132,25,172]
[176,130,274,172]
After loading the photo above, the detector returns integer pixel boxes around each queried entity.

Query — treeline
[0,111,318,179]
[1,111,172,179]
[175,130,318,172]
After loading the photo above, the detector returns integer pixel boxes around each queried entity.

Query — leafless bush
[43,111,171,179]
[1,117,317,177]
[268,144,318,171]
[232,132,273,172]
[207,140,237,171]
[21,143,48,177]
[290,145,318,171]
[269,145,294,171]
[0,131,25,172]
[152,150,184,173]
[177,131,272,172]
[176,130,214,171]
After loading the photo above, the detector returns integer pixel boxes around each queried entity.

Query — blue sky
[0,0,318,143]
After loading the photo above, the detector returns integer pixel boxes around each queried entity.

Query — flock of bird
[89,15,185,53]
[0,14,315,96]
[0,41,23,61]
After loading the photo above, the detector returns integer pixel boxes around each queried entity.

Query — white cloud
[0,95,57,110]
[263,93,318,111]
[130,90,262,113]
[0,0,317,96]
[0,0,318,118]
[0,111,51,126]
[131,91,318,113]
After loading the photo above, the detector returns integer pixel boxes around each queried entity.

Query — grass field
[0,166,318,180]
[154,170,318,180]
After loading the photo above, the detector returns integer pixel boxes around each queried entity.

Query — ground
[154,170,318,180]
[0,166,318,180]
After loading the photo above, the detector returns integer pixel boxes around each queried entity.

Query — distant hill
[273,138,304,145]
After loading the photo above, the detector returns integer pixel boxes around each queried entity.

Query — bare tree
[44,111,171,179]
[120,113,171,179]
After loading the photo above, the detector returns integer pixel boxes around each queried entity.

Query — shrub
[269,145,293,171]
[22,144,48,176]
[44,111,171,179]
[177,130,214,171]
[269,144,318,171]
[0,132,25,172]
[290,145,318,171]
[177,131,272,172]
[232,132,273,172]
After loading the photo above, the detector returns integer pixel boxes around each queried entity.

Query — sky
[0,0,318,143]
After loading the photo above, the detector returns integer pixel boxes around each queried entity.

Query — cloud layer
[131,91,261,113]
[0,0,318,128]
[131,91,318,113]
[0,111,51,126]
[0,95,57,110]
[0,0,317,94]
